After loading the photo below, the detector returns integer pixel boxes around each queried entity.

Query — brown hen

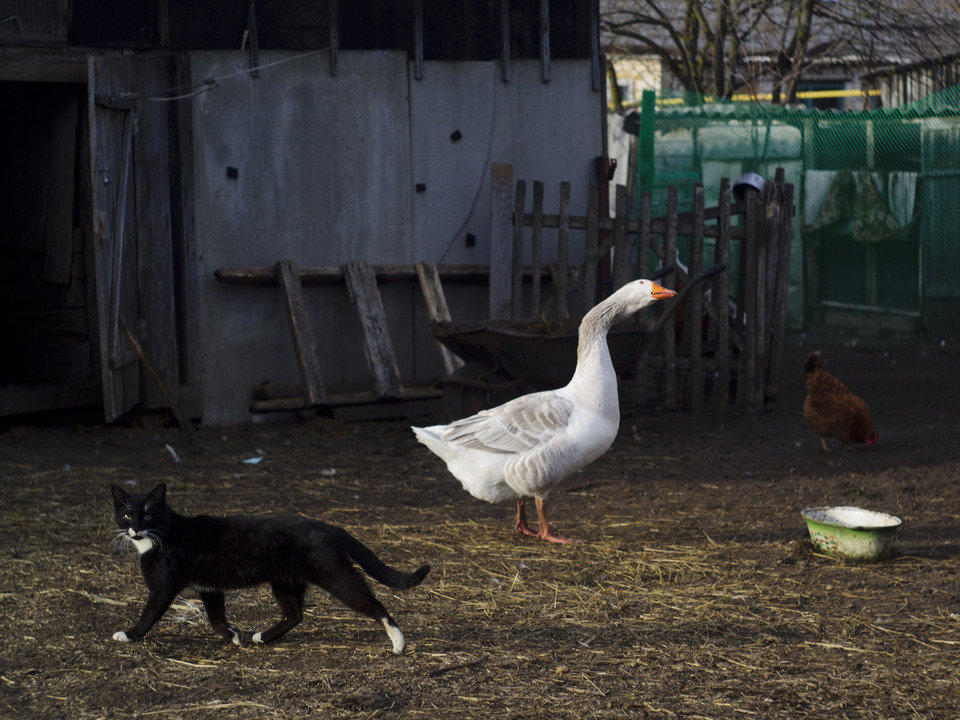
[803,353,878,451]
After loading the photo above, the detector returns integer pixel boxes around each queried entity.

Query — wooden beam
[539,0,551,83]
[530,180,544,316]
[214,263,551,286]
[276,260,326,405]
[511,179,527,319]
[489,163,514,320]
[343,261,403,400]
[415,262,464,375]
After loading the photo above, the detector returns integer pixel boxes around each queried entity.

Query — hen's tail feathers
[344,533,430,589]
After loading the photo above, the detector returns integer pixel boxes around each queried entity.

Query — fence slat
[613,184,629,290]
[767,182,794,399]
[690,185,704,411]
[755,182,773,408]
[739,188,759,408]
[531,181,544,316]
[713,179,731,405]
[489,163,514,320]
[584,182,599,314]
[557,181,571,318]
[662,185,678,408]
[511,179,526,319]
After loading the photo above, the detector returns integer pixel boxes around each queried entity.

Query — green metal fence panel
[636,85,960,334]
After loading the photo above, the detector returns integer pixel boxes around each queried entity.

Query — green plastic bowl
[801,506,902,561]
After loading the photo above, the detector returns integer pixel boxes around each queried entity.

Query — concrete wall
[191,51,604,423]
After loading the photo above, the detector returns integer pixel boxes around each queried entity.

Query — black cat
[109,483,429,653]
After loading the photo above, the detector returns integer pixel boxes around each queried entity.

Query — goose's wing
[439,391,575,454]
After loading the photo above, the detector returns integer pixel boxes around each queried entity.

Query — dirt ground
[1,335,959,719]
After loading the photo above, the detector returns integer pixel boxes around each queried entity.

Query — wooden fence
[493,169,795,411]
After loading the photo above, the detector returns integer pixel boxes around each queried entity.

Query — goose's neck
[567,297,626,414]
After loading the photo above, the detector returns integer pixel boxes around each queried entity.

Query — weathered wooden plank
[613,184,628,290]
[489,163,514,320]
[739,188,759,409]
[662,185,678,408]
[89,56,141,421]
[343,260,403,400]
[516,212,749,239]
[539,0,551,83]
[214,263,552,286]
[171,52,203,417]
[276,260,326,405]
[329,0,339,76]
[511,179,527,319]
[556,182,571,318]
[767,182,794,400]
[690,184,705,411]
[531,181,544,316]
[500,0,511,82]
[584,182,600,313]
[413,0,424,81]
[638,191,652,323]
[754,182,773,408]
[415,261,464,375]
[133,58,179,410]
[118,314,197,445]
[713,178,731,405]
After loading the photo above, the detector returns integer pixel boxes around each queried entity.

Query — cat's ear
[147,483,167,504]
[110,484,130,508]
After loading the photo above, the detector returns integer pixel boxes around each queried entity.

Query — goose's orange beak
[650,282,677,300]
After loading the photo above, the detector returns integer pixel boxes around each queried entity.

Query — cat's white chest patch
[128,535,155,555]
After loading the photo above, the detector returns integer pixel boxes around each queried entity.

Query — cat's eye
[143,514,152,522]
[122,514,132,522]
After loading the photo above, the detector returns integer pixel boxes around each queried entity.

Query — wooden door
[88,54,178,421]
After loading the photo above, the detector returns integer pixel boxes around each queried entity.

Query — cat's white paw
[381,619,405,655]
[231,631,242,646]
[112,631,131,643]
[251,632,263,644]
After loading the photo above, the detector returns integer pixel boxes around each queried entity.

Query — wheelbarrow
[429,263,725,418]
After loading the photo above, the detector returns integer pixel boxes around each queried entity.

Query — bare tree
[602,0,960,103]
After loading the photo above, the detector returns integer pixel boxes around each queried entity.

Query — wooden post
[276,260,326,406]
[662,185,678,408]
[584,182,600,313]
[489,163,514,320]
[766,182,794,400]
[638,190,652,319]
[413,0,424,81]
[557,181,571,318]
[739,188,759,409]
[415,262,464,375]
[531,181,544,316]
[500,0,511,83]
[328,0,338,77]
[754,183,773,409]
[690,184,704,411]
[343,261,403,400]
[713,178,731,405]
[539,0,551,83]
[613,184,629,290]
[511,179,527,319]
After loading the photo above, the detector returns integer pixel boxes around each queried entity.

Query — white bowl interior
[802,505,902,530]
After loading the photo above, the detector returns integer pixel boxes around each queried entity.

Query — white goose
[412,278,677,544]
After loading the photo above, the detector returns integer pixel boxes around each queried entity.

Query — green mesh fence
[638,85,960,335]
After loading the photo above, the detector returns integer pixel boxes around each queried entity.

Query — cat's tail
[342,533,430,589]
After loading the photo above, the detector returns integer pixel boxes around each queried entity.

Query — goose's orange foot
[536,528,582,544]
[515,499,539,538]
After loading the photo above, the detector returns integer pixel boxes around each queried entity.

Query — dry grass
[2,340,960,718]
